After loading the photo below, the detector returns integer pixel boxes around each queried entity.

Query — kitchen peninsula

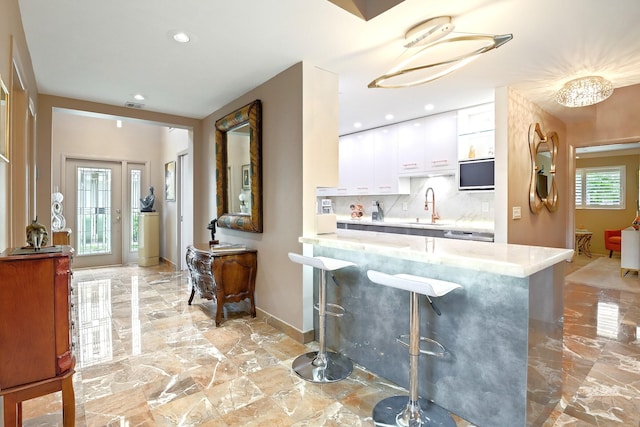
[299,230,573,427]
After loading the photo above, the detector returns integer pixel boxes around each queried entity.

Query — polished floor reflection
[20,254,640,426]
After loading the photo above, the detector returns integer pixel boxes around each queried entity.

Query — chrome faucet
[424,187,439,224]
[375,200,384,221]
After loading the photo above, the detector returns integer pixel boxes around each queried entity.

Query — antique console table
[185,243,257,326]
[0,246,75,426]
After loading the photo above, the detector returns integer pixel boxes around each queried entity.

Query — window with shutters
[575,166,625,209]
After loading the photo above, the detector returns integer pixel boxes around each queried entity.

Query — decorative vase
[633,211,640,230]
[26,217,49,250]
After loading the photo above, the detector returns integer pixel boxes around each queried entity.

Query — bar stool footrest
[396,335,447,358]
[313,302,346,317]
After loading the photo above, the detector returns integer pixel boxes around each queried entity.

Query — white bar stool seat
[367,270,462,427]
[288,252,356,383]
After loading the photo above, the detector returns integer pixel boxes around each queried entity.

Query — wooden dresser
[186,244,257,326]
[0,246,75,426]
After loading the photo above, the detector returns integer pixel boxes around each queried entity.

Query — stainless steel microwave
[458,158,495,191]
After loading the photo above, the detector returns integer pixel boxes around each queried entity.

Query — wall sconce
[369,16,512,89]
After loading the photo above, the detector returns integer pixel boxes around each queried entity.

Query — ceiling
[17,0,640,136]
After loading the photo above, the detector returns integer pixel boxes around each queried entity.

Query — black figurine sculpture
[140,186,156,212]
[207,219,219,245]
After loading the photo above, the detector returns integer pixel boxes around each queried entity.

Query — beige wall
[0,0,38,250]
[199,62,338,336]
[568,84,640,148]
[575,155,640,255]
[507,89,570,248]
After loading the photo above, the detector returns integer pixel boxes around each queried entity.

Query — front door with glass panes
[65,160,146,268]
[65,160,122,268]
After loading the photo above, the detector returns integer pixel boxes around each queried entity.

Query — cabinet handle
[431,159,449,165]
[402,163,418,168]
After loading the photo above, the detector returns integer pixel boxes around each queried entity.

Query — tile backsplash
[321,175,494,229]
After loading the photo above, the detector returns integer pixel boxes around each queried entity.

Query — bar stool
[367,270,462,427]
[288,252,356,383]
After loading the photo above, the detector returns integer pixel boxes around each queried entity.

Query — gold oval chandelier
[368,33,512,88]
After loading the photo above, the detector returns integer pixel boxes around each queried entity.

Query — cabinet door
[0,258,57,388]
[397,117,427,175]
[458,130,495,161]
[373,126,399,194]
[458,103,495,161]
[424,111,457,173]
[338,132,374,195]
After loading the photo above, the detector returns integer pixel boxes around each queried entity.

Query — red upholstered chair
[604,229,622,257]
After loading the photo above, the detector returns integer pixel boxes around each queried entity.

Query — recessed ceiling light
[424,104,434,111]
[133,94,145,101]
[353,122,362,128]
[116,120,122,128]
[385,114,394,120]
[172,32,190,43]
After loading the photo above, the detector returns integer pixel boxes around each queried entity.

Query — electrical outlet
[512,206,521,220]
[402,202,408,211]
[482,202,489,213]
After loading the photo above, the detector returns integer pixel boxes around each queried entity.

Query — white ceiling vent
[124,101,145,109]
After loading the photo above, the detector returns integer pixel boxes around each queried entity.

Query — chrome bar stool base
[373,395,455,427]
[288,253,356,383]
[292,350,353,383]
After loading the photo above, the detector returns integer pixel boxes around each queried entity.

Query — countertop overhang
[300,229,573,278]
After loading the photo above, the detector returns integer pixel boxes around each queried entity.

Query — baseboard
[255,308,314,344]
[160,257,177,269]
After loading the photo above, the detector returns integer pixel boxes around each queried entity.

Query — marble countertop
[300,229,574,278]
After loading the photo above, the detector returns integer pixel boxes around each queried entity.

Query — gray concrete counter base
[311,246,563,427]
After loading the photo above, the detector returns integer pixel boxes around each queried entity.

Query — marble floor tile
[17,254,640,426]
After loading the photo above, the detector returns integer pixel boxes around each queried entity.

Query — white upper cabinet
[397,111,457,176]
[457,103,495,161]
[373,126,409,194]
[321,126,409,196]
[424,111,457,174]
[335,132,375,195]
[397,117,427,174]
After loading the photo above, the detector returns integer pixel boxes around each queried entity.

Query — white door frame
[177,150,193,270]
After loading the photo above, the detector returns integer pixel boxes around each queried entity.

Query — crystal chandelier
[556,76,613,108]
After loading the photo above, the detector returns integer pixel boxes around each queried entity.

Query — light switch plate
[482,202,489,213]
[512,206,521,219]
[402,202,408,211]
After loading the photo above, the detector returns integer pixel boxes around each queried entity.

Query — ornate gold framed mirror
[215,100,263,232]
[528,122,558,213]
